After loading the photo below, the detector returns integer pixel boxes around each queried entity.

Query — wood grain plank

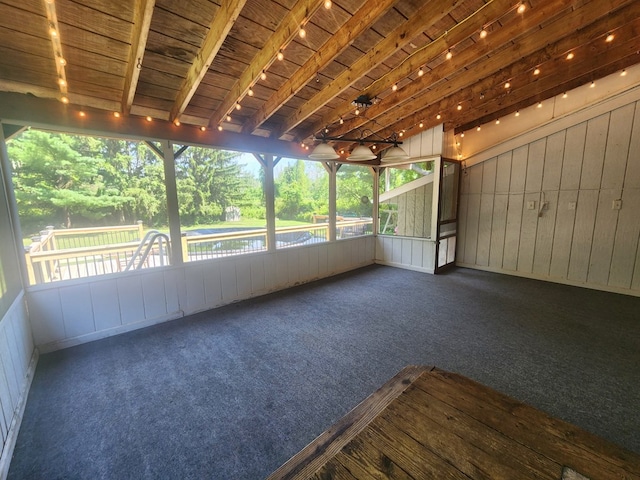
[266,365,432,480]
[425,369,640,478]
[400,382,563,479]
[332,437,413,479]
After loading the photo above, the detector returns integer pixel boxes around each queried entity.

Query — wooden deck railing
[24,219,373,285]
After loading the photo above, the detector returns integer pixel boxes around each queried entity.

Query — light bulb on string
[277,50,284,61]
[260,70,267,81]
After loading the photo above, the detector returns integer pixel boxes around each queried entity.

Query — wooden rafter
[170,0,248,123]
[241,0,400,135]
[276,0,468,139]
[122,0,155,115]
[362,0,638,141]
[209,0,325,128]
[321,0,573,140]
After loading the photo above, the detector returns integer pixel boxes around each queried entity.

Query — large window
[175,148,266,261]
[336,164,373,239]
[274,159,329,248]
[8,130,169,284]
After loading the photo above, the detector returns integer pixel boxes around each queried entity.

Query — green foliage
[275,160,325,221]
[336,165,373,217]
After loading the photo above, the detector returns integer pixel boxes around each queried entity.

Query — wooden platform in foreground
[268,366,640,479]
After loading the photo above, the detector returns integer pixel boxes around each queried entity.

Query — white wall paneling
[458,93,640,297]
[375,236,436,273]
[27,237,375,352]
[0,294,37,479]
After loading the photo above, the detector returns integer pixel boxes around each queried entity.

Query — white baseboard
[0,348,39,480]
[374,260,435,274]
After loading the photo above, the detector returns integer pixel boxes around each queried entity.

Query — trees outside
[8,130,376,237]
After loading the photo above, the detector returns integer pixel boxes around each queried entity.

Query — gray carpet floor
[9,265,640,479]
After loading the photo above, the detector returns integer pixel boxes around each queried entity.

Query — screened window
[336,164,373,239]
[8,130,169,284]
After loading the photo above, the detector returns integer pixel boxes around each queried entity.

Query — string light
[235,101,241,110]
[418,67,424,77]
[277,50,284,61]
[419,121,424,128]
[324,0,332,8]
[606,33,614,42]
[460,132,465,137]
[60,96,69,104]
[445,50,452,60]
[146,116,152,122]
[479,28,488,39]
[457,103,462,111]
[58,56,66,66]
[355,108,360,116]
[260,70,267,81]
[515,110,520,116]
[200,126,206,131]
[248,87,254,96]
[504,81,510,89]
[476,126,481,131]
[621,69,627,76]
[517,2,526,14]
[566,52,574,60]
[58,77,66,87]
[79,111,86,117]
[537,102,543,108]
[436,113,441,120]
[562,92,568,98]
[590,80,595,88]
[533,67,540,75]
[339,117,344,125]
[49,25,57,37]
[226,114,232,122]
[392,83,398,91]
[218,125,223,131]
[495,119,500,125]
[299,26,306,39]
[174,119,180,126]
[113,112,121,118]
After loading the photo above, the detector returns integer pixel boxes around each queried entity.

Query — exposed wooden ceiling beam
[121,0,155,115]
[319,0,573,140]
[276,0,468,139]
[454,38,640,133]
[0,92,305,159]
[357,0,638,142]
[241,0,399,135]
[209,0,326,128]
[170,0,248,122]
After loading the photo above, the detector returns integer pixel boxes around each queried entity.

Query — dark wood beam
[0,92,306,159]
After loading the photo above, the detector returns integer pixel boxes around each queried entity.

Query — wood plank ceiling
[1,0,639,157]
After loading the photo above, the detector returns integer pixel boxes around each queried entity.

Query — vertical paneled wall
[27,236,375,352]
[0,295,35,478]
[458,100,640,296]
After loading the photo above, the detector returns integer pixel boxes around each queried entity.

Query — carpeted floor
[9,265,640,479]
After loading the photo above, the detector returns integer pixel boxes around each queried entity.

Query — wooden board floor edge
[266,365,434,480]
